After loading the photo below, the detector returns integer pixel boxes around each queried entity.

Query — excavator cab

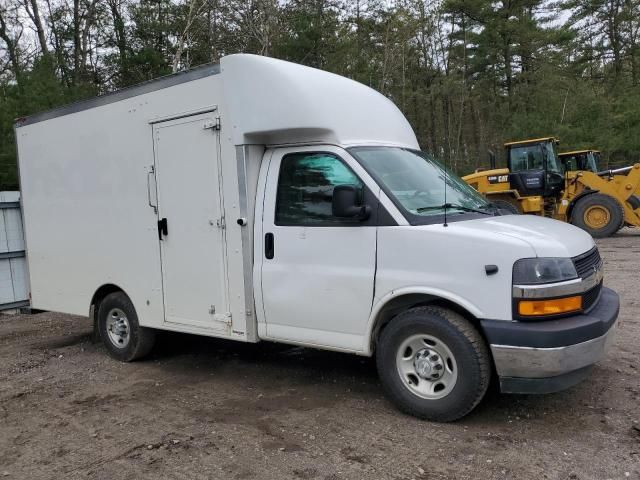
[505,137,564,197]
[559,150,600,173]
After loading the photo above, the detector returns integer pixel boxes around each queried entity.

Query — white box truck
[15,54,619,421]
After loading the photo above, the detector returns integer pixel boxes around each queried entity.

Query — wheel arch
[89,283,129,324]
[365,289,485,356]
[567,188,599,220]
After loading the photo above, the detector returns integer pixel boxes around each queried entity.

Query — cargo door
[153,113,230,331]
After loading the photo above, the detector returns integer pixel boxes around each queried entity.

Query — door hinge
[204,117,221,131]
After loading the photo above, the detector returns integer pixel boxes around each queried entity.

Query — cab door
[259,146,378,352]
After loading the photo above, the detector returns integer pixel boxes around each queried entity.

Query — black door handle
[265,232,274,259]
[158,218,168,239]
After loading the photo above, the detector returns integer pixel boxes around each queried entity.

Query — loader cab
[559,150,600,173]
[505,137,564,197]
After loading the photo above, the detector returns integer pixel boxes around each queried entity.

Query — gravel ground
[0,230,639,480]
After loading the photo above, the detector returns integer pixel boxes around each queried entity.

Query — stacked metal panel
[0,191,28,310]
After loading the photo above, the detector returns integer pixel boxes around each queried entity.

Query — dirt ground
[1,231,639,480]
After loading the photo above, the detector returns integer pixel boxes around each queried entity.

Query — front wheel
[570,193,624,238]
[376,306,490,422]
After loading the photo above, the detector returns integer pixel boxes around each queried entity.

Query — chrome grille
[573,247,602,279]
[582,281,603,312]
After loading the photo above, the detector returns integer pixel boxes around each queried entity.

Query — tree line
[1,0,639,188]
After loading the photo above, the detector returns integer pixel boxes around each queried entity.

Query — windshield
[561,152,599,172]
[509,142,561,174]
[349,146,489,217]
[509,145,544,171]
[588,152,600,172]
[543,142,562,174]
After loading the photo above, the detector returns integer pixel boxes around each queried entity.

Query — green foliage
[0,0,639,188]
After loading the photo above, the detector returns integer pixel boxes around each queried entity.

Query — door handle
[265,232,274,259]
[147,166,158,213]
[158,218,168,239]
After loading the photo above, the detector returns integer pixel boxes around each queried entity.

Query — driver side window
[275,152,364,226]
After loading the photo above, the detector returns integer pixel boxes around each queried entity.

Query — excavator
[462,137,640,237]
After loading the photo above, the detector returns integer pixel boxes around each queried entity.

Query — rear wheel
[376,306,490,422]
[571,193,624,238]
[98,292,155,362]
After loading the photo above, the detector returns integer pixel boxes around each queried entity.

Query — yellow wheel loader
[462,137,640,238]
[559,149,600,173]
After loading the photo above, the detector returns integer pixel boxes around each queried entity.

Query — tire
[490,199,520,215]
[570,193,624,238]
[376,306,490,422]
[615,196,634,232]
[98,292,156,362]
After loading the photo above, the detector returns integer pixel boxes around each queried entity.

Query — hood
[449,214,595,258]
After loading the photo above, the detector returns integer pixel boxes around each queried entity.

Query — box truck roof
[220,54,419,148]
[16,54,419,149]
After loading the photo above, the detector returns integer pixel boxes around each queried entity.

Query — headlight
[513,258,578,285]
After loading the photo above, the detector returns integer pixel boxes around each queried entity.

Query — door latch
[209,305,232,325]
[158,218,168,239]
[216,216,226,229]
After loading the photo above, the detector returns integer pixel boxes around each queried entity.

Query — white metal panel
[10,257,28,301]
[0,192,28,308]
[0,209,7,253]
[371,223,535,335]
[3,207,25,252]
[220,54,419,148]
[233,145,265,341]
[0,261,14,303]
[16,76,225,329]
[154,113,230,331]
[457,214,595,258]
[258,145,377,352]
[0,192,20,202]
[362,208,596,353]
[0,256,28,306]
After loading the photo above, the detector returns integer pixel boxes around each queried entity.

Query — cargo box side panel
[16,75,226,329]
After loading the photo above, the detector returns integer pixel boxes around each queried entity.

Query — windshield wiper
[416,203,494,215]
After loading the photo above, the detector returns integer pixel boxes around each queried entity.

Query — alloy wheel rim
[106,308,130,349]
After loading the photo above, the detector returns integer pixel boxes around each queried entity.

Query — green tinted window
[275,153,363,225]
[349,146,488,217]
[510,145,544,171]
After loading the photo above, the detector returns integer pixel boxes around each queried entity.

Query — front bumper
[480,287,619,394]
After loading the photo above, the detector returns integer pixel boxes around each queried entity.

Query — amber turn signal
[518,296,582,316]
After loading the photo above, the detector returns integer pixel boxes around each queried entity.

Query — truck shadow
[144,330,591,423]
[149,330,380,392]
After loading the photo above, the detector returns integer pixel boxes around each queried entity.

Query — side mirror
[332,185,371,220]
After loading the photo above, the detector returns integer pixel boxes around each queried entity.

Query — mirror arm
[359,205,372,221]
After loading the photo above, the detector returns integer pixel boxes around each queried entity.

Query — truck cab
[505,137,565,197]
[559,150,601,173]
[15,55,619,422]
